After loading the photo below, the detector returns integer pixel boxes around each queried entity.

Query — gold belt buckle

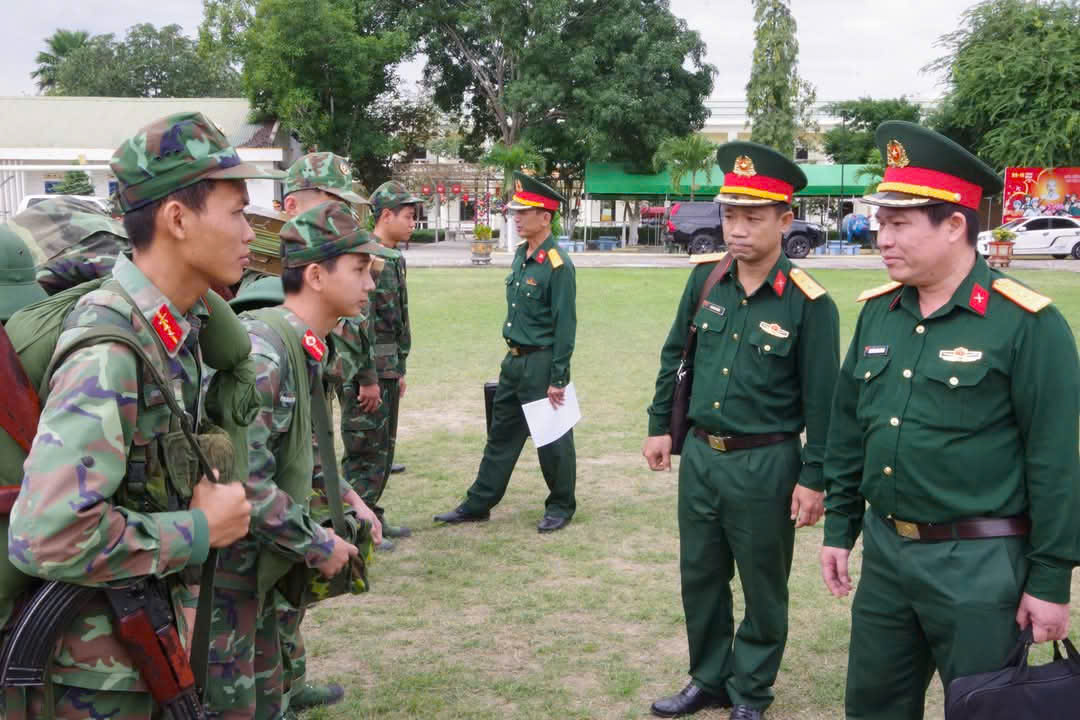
[707,434,728,452]
[892,519,921,540]
[508,346,520,357]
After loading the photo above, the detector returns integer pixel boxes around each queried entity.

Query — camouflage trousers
[276,594,307,697]
[339,377,400,512]
[205,585,284,720]
[11,686,153,720]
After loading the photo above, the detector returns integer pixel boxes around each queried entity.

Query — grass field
[302,265,1080,720]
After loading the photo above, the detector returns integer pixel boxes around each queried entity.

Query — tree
[31,29,91,94]
[927,0,1080,168]
[53,24,242,97]
[652,134,717,201]
[243,0,412,189]
[197,0,256,71]
[745,0,813,156]
[54,171,94,196]
[854,148,886,189]
[822,97,923,164]
[480,142,547,200]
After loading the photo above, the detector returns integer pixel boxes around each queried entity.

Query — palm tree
[854,147,886,191]
[652,134,717,200]
[31,29,92,94]
[481,141,547,201]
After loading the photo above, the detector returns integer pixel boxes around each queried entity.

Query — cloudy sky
[3,0,975,101]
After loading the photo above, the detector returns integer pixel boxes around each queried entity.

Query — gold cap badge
[733,155,757,177]
[886,140,910,168]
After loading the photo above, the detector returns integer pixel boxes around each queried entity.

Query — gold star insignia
[733,155,757,177]
[886,140,910,168]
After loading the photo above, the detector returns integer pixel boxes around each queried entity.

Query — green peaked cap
[507,172,565,211]
[714,141,807,206]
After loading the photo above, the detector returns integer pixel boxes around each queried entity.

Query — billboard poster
[1003,166,1080,223]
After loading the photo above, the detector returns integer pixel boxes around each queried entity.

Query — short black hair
[122,180,218,251]
[281,255,342,295]
[376,204,417,223]
[918,202,980,246]
[773,202,792,217]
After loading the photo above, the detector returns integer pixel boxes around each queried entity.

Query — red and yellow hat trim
[718,172,794,203]
[876,166,983,209]
[512,190,560,211]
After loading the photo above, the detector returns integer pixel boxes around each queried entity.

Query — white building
[0,97,289,220]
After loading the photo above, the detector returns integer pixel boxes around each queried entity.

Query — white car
[17,194,112,214]
[977,216,1080,259]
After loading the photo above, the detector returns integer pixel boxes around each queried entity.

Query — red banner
[1003,167,1080,223]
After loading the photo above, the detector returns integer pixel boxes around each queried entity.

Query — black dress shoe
[537,515,571,533]
[390,463,406,474]
[651,682,730,718]
[729,705,763,720]
[433,506,490,524]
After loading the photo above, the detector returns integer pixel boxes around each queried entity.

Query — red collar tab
[880,166,984,210]
[302,330,326,362]
[151,304,182,353]
[721,172,795,204]
[969,283,989,316]
[535,249,547,264]
[772,269,788,297]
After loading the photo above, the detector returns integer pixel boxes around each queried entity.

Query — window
[795,147,809,161]
[600,200,615,222]
[1049,218,1078,230]
[1024,219,1050,232]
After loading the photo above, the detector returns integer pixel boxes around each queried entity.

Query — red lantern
[421,184,431,195]
[462,193,470,202]
[436,183,446,194]
[451,183,462,195]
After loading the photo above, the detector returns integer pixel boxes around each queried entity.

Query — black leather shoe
[537,515,571,533]
[391,463,406,474]
[651,682,730,717]
[433,506,490,524]
[730,705,763,720]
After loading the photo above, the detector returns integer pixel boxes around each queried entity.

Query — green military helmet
[863,121,1003,210]
[714,141,807,206]
[506,171,565,212]
[110,111,285,213]
[284,152,370,206]
[0,224,47,322]
[280,201,400,269]
[370,180,422,216]
[229,275,285,314]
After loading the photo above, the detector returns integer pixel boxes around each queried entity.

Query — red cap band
[720,173,795,203]
[879,166,983,209]
[512,191,560,212]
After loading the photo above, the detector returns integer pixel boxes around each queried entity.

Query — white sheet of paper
[521,382,582,447]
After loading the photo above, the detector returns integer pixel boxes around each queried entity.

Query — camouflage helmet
[279,201,399,269]
[284,152,370,206]
[370,181,422,217]
[0,224,47,322]
[110,111,285,213]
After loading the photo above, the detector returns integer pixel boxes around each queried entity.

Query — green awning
[584,161,875,200]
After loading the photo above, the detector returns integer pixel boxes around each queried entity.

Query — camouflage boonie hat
[280,202,399,269]
[110,111,285,213]
[370,181,422,216]
[0,225,47,322]
[284,152,370,206]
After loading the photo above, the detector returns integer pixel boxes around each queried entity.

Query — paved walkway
[402,238,1080,272]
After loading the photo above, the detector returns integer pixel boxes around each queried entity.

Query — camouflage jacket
[370,249,410,379]
[10,254,211,692]
[213,307,336,588]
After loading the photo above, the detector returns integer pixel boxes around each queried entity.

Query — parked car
[977,216,1080,259]
[663,201,827,258]
[17,194,112,214]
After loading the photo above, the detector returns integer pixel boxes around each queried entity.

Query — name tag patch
[864,345,889,357]
[939,347,982,363]
[704,302,726,316]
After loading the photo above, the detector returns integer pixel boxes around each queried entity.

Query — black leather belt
[692,428,796,452]
[507,344,546,357]
[882,513,1030,541]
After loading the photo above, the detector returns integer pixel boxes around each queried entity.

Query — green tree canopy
[746,0,814,156]
[822,97,923,164]
[31,29,91,94]
[54,171,94,196]
[652,134,717,200]
[927,0,1080,168]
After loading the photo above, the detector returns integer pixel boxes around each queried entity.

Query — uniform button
[512,303,516,307]
[764,344,772,352]
[506,322,512,327]
[864,370,872,379]
[902,369,912,379]
[702,322,708,330]
[883,466,893,476]
[949,376,959,386]
[732,333,739,340]
[915,325,926,334]
[516,282,520,287]
[713,401,720,409]
[741,299,748,306]
[890,417,900,427]
[722,368,729,375]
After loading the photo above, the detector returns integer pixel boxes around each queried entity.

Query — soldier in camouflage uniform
[8,111,269,718]
[339,180,419,550]
[7,195,130,294]
[206,202,389,720]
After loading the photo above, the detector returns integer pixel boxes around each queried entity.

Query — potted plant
[471,223,495,265]
[987,226,1017,269]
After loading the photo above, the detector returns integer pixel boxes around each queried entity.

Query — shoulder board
[857,281,903,303]
[789,267,827,300]
[992,278,1052,313]
[517,239,528,248]
[689,251,728,265]
[548,248,563,269]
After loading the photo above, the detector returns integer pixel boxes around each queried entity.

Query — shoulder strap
[857,280,903,303]
[992,277,1052,313]
[680,254,734,362]
[310,380,348,538]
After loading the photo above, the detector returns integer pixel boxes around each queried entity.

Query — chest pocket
[852,355,891,422]
[921,361,992,431]
[272,390,297,434]
[522,276,546,305]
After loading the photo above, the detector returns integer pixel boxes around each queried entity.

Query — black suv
[664,201,826,258]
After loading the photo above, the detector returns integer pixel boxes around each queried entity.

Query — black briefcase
[945,628,1080,719]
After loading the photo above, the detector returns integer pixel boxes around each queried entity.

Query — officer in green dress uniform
[820,122,1080,719]
[434,172,578,533]
[644,142,840,720]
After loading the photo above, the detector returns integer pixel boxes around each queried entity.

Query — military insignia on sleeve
[535,249,547,264]
[772,269,787,297]
[759,321,790,339]
[992,278,1052,313]
[968,283,989,316]
[939,347,982,363]
[151,304,182,353]
[548,248,563,268]
[733,155,757,177]
[790,268,827,300]
[886,140,910,168]
[864,345,889,357]
[302,330,327,362]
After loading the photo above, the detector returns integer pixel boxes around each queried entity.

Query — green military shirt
[648,253,840,491]
[370,252,410,379]
[503,234,577,387]
[823,253,1080,603]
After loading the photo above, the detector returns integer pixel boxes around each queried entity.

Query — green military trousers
[845,511,1028,720]
[462,349,576,519]
[678,432,800,711]
[340,377,401,513]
